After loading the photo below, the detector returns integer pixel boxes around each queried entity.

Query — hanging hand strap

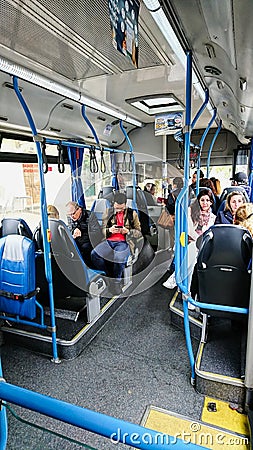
[128,153,133,172]
[57,143,65,173]
[122,152,127,172]
[41,138,48,173]
[89,146,99,173]
[100,147,106,173]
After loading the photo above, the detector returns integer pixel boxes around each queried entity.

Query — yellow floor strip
[201,396,249,435]
[142,405,250,449]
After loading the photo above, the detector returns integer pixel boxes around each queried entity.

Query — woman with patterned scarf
[163,189,216,294]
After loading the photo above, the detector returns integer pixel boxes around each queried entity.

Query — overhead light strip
[0,57,143,128]
[143,0,213,115]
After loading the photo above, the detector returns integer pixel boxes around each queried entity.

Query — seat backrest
[219,186,249,204]
[0,235,37,319]
[125,186,152,236]
[36,219,101,301]
[90,198,111,226]
[98,186,115,201]
[197,224,252,316]
[1,217,33,239]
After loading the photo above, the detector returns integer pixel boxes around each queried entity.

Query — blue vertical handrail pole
[81,105,100,146]
[195,108,217,195]
[206,120,222,178]
[13,76,59,362]
[0,359,7,450]
[120,120,137,207]
[175,51,195,382]
[248,138,253,202]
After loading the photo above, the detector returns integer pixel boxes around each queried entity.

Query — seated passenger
[234,202,253,236]
[91,192,142,294]
[190,203,253,303]
[143,179,157,206]
[33,204,60,250]
[66,201,93,267]
[215,191,245,224]
[163,189,216,292]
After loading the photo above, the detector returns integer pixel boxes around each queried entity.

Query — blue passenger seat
[0,235,37,319]
[219,186,249,205]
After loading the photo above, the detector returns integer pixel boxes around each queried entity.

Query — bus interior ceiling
[0,1,253,449]
[0,0,252,153]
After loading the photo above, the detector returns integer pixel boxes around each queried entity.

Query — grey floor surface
[1,273,203,449]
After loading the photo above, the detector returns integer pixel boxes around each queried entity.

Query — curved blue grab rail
[206,120,222,178]
[191,88,209,130]
[195,108,217,195]
[81,104,100,146]
[120,120,137,208]
[12,76,59,362]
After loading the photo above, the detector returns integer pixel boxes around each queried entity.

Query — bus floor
[0,276,219,449]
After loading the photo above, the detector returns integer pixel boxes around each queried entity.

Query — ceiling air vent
[97,116,106,122]
[204,66,222,76]
[49,127,61,133]
[3,82,23,92]
[205,44,216,59]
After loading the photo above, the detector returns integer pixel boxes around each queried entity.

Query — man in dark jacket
[66,201,93,267]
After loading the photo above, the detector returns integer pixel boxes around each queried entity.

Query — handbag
[157,209,174,229]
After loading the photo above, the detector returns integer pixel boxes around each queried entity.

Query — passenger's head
[47,204,59,219]
[197,189,214,212]
[225,191,245,214]
[173,177,183,190]
[199,178,216,193]
[234,203,253,236]
[231,172,248,186]
[210,177,221,196]
[66,201,82,220]
[113,192,127,212]
[144,179,156,193]
[191,170,204,185]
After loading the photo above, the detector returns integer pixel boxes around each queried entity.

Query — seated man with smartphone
[91,192,142,294]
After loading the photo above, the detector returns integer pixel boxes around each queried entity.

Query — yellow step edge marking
[202,397,249,436]
[180,231,186,247]
[143,405,249,449]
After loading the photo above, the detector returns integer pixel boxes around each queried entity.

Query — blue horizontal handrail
[45,138,131,153]
[0,381,206,450]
